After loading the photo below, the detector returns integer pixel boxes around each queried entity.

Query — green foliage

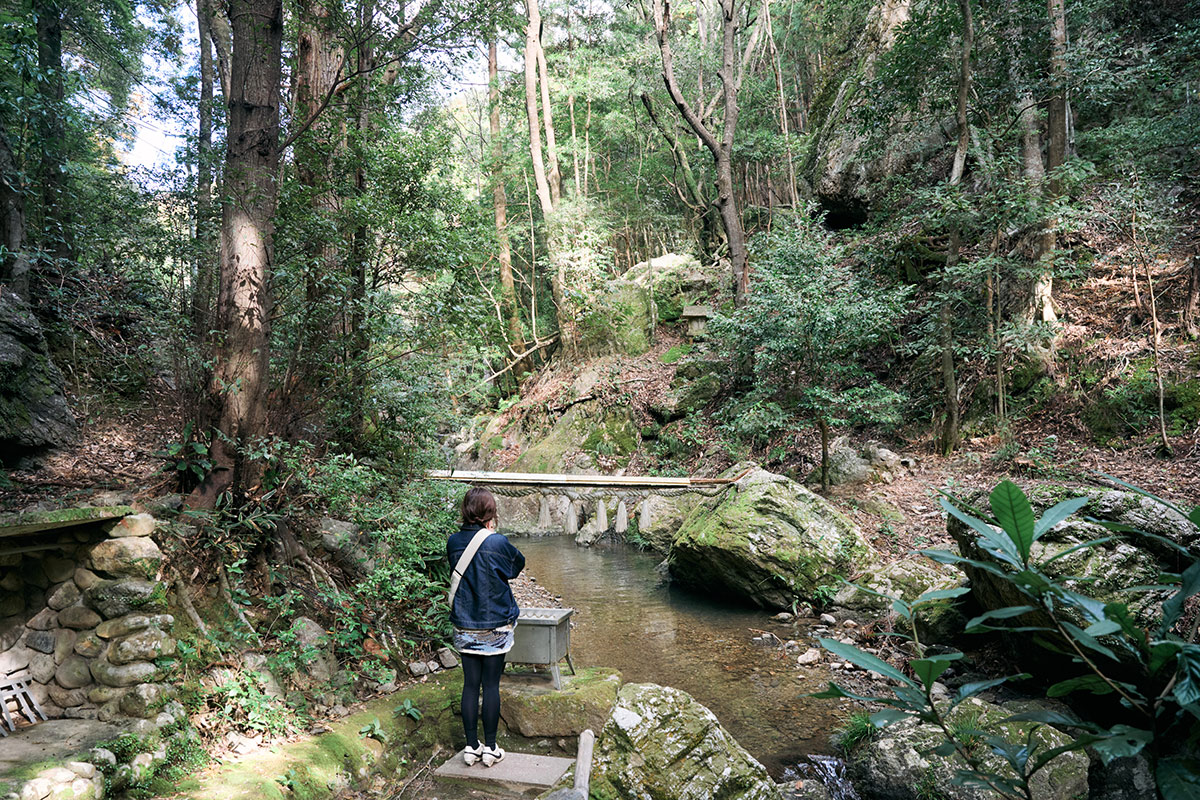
[660,344,693,364]
[359,718,390,742]
[210,671,293,738]
[813,478,1200,799]
[396,699,423,721]
[153,421,212,492]
[835,710,876,753]
[712,209,907,452]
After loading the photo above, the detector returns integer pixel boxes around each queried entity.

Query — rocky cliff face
[0,289,76,464]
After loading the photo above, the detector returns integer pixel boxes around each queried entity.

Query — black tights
[460,652,505,749]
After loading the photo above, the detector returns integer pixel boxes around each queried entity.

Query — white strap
[447,528,495,608]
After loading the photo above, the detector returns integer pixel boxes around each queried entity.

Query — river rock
[84,579,166,618]
[28,607,58,630]
[96,614,153,639]
[53,628,77,663]
[848,697,1088,800]
[54,655,93,688]
[43,556,75,583]
[30,652,56,683]
[669,467,873,608]
[58,604,102,630]
[119,683,164,718]
[110,627,173,664]
[87,536,164,579]
[90,655,157,687]
[636,492,703,552]
[73,568,102,590]
[26,628,56,653]
[591,683,781,800]
[47,580,81,610]
[48,684,88,707]
[75,632,104,658]
[500,667,620,737]
[107,513,156,538]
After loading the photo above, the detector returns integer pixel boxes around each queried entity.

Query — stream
[514,534,849,779]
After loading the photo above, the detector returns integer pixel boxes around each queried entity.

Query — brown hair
[461,487,497,527]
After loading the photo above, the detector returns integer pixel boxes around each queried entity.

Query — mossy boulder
[948,487,1197,631]
[636,493,704,552]
[649,373,722,422]
[0,288,77,465]
[847,698,1088,800]
[833,560,965,643]
[500,668,621,737]
[624,253,717,325]
[669,467,874,608]
[590,683,781,800]
[579,281,654,357]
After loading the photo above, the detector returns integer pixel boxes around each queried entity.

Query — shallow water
[513,534,847,778]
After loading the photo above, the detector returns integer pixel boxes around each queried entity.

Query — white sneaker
[482,745,505,767]
[463,744,483,766]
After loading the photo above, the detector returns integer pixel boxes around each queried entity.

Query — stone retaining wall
[0,511,182,732]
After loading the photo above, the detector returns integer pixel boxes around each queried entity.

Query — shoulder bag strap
[447,528,495,608]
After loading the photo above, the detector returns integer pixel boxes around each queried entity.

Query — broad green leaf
[1061,621,1119,661]
[1034,496,1089,539]
[921,549,1015,580]
[911,652,964,690]
[953,675,1027,708]
[1161,560,1200,636]
[1083,619,1122,637]
[1000,709,1093,729]
[929,741,958,757]
[1103,602,1148,651]
[1173,644,1200,707]
[964,605,1039,633]
[940,499,1022,567]
[1047,674,1113,698]
[869,708,911,729]
[892,598,912,620]
[1086,726,1152,765]
[1156,757,1200,800]
[1190,507,1200,528]
[913,586,971,605]
[990,480,1036,564]
[818,638,917,688]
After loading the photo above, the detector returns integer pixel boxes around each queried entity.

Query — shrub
[814,478,1200,799]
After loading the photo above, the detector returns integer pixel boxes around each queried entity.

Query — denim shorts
[453,623,516,656]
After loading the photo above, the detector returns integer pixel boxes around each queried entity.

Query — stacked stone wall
[0,512,182,732]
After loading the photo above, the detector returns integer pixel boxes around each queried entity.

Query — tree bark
[1185,254,1199,339]
[939,0,973,455]
[1046,0,1068,196]
[652,0,749,306]
[764,0,797,209]
[535,26,562,205]
[193,0,217,335]
[524,0,571,351]
[34,0,70,263]
[491,40,525,367]
[0,127,30,300]
[194,0,284,507]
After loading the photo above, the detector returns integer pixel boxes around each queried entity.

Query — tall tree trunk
[0,127,30,299]
[294,0,344,383]
[939,0,973,455]
[653,0,749,306]
[195,0,284,508]
[1185,254,1199,339]
[34,0,70,264]
[209,5,233,101]
[535,29,562,205]
[1046,0,1068,196]
[193,0,217,335]
[764,0,797,210]
[490,40,525,368]
[524,0,571,351]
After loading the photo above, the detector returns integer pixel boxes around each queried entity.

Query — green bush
[814,478,1200,798]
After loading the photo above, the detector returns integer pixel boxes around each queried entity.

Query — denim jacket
[447,524,525,630]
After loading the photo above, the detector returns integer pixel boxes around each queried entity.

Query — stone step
[433,749,573,794]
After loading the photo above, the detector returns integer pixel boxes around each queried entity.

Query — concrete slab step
[434,750,573,794]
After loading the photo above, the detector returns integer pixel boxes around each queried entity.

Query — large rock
[0,288,76,464]
[90,656,158,687]
[499,668,620,738]
[833,560,965,643]
[578,280,655,357]
[88,536,164,579]
[289,617,336,687]
[624,253,718,324]
[591,683,781,800]
[847,698,1088,800]
[669,467,873,608]
[635,493,702,552]
[806,438,910,487]
[110,627,174,664]
[83,579,167,618]
[947,487,1196,630]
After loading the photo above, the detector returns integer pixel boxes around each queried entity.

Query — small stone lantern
[681,305,711,339]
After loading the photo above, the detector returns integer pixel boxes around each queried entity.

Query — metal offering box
[508,607,576,689]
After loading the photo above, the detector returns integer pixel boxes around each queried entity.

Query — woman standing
[446,487,525,767]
